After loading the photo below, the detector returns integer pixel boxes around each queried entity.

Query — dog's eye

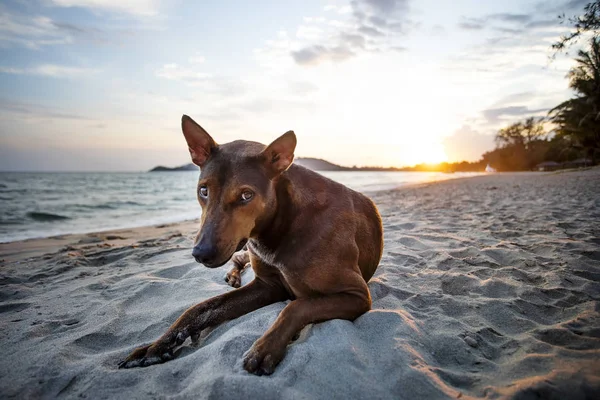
[241,190,254,202]
[199,186,208,198]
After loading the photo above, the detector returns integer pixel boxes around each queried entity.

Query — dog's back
[282,164,383,282]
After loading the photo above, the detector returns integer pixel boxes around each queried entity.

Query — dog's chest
[248,239,321,297]
[248,240,288,270]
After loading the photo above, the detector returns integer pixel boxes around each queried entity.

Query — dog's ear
[181,115,218,166]
[262,130,296,176]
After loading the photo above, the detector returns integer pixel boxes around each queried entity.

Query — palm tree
[549,37,600,162]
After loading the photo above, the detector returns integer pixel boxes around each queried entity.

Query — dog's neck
[251,170,297,251]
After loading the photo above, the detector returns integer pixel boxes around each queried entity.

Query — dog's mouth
[236,238,248,252]
[202,239,248,269]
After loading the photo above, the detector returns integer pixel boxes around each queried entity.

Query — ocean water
[0,170,481,243]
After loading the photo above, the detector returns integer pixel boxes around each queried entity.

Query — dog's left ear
[262,130,296,176]
[181,115,218,167]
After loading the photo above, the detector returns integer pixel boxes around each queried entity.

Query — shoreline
[0,219,200,264]
[0,170,566,263]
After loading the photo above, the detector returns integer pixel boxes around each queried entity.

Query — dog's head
[181,115,296,268]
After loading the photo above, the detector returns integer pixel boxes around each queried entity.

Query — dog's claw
[243,354,259,372]
[118,357,146,369]
[243,343,282,376]
[225,270,242,288]
[119,343,176,369]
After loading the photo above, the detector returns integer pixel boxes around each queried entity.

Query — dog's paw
[224,268,242,288]
[243,339,285,376]
[118,343,174,369]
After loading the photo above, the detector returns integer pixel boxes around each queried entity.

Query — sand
[1,168,599,399]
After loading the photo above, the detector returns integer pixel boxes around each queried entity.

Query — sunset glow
[0,0,580,171]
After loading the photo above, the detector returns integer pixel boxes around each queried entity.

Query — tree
[549,37,600,161]
[492,118,547,170]
[553,1,600,53]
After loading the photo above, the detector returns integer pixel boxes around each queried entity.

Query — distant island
[149,164,199,172]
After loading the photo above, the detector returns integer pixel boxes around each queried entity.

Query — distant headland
[149,164,199,172]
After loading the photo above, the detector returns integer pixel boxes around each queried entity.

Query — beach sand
[1,168,599,399]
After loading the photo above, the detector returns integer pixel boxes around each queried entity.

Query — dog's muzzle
[191,238,248,268]
[191,242,218,265]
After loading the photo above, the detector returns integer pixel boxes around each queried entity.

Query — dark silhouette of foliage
[554,1,600,53]
[550,37,600,162]
[481,118,547,171]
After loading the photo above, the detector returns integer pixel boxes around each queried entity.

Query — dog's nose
[192,243,218,264]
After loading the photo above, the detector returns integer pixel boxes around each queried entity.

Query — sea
[0,171,482,243]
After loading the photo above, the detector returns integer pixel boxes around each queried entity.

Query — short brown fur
[119,115,383,375]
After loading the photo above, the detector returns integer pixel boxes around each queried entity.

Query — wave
[72,203,117,210]
[0,219,23,225]
[27,212,70,222]
[75,201,144,210]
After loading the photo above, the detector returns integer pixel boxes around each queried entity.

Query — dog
[119,115,383,375]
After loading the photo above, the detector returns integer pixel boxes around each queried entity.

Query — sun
[382,137,449,167]
[411,142,449,165]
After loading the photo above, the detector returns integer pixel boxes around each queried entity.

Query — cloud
[291,45,355,65]
[448,0,577,86]
[154,62,247,97]
[0,11,72,48]
[491,92,537,107]
[362,0,407,14]
[458,18,484,30]
[540,0,588,14]
[352,0,410,32]
[340,32,366,48]
[456,0,589,35]
[358,25,384,36]
[49,0,161,16]
[0,98,94,120]
[489,13,532,23]
[482,105,548,124]
[0,8,114,49]
[0,64,99,78]
[291,0,413,66]
[455,7,560,34]
[155,63,212,82]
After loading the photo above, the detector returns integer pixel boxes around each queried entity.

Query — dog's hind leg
[243,286,371,375]
[119,278,288,369]
[225,250,250,288]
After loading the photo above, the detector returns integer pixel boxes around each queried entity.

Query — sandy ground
[0,169,599,399]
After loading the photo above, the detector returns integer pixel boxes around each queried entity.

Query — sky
[0,0,589,171]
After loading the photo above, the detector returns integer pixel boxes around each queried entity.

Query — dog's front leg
[243,290,371,375]
[225,250,250,288]
[119,279,288,368]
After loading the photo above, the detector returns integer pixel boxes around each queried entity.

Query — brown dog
[119,115,383,375]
